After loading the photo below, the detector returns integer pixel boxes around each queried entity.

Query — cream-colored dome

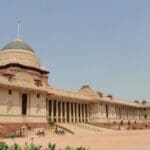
[0,39,41,69]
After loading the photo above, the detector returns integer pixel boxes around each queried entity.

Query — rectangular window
[34,80,42,87]
[37,94,40,98]
[8,90,12,95]
[22,94,27,115]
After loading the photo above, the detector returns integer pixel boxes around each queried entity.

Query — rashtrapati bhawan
[0,37,150,133]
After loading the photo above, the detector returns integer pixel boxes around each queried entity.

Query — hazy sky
[0,0,150,101]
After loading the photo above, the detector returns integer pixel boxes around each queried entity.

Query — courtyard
[1,129,150,150]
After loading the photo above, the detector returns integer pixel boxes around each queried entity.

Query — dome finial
[17,20,21,39]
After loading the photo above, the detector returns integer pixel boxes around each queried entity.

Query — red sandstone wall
[0,123,50,134]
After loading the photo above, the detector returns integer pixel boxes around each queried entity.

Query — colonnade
[114,105,147,120]
[47,100,90,123]
[90,102,147,121]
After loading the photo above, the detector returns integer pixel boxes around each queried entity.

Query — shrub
[0,142,8,150]
[3,132,20,138]
[9,143,21,150]
[48,119,54,126]
[45,143,56,150]
[76,146,90,150]
[64,146,90,150]
[64,146,74,150]
[3,133,11,138]
[0,142,89,150]
[24,143,42,150]
[76,146,87,150]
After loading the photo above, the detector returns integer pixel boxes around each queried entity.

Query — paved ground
[1,130,150,150]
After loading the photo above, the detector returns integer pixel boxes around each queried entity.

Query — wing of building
[0,38,149,131]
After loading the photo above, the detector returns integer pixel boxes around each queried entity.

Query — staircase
[56,123,112,134]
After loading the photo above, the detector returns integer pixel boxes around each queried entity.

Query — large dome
[0,39,41,69]
[1,39,35,53]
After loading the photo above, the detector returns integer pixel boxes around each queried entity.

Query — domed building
[0,37,150,134]
[0,38,50,130]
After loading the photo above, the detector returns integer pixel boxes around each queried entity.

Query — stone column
[136,108,139,119]
[56,101,58,123]
[135,109,137,119]
[115,105,117,119]
[83,104,86,122]
[127,107,129,120]
[107,105,110,119]
[69,102,72,123]
[85,104,87,122]
[80,104,83,123]
[72,103,74,123]
[60,101,63,123]
[73,103,75,123]
[115,105,118,119]
[134,108,136,119]
[51,100,54,122]
[64,101,67,123]
[127,107,129,119]
[138,109,140,119]
[131,108,133,119]
[129,107,131,119]
[123,106,125,119]
[128,107,130,119]
[45,99,48,117]
[87,104,90,122]
[76,103,79,122]
[121,106,124,119]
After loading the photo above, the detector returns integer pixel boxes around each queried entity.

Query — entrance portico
[47,99,89,123]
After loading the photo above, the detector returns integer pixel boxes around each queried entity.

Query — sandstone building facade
[0,38,149,130]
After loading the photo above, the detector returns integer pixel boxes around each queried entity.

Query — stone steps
[56,123,111,134]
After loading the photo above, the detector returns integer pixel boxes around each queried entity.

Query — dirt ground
[1,129,150,150]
